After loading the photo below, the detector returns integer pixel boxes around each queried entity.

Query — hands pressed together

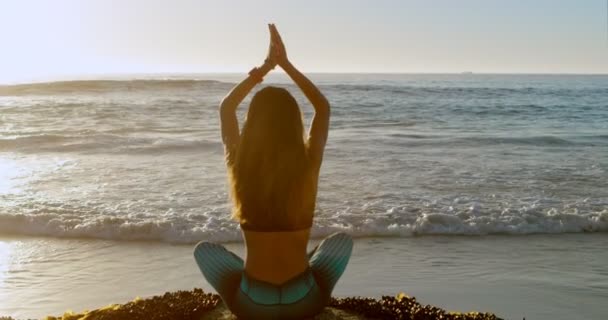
[248,23,291,81]
[265,23,289,69]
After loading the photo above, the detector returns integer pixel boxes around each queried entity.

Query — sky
[0,0,607,83]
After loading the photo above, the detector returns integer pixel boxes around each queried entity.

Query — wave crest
[1,205,606,243]
[0,79,230,95]
[0,134,220,154]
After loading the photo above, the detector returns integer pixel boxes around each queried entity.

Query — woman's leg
[309,232,353,295]
[193,242,244,306]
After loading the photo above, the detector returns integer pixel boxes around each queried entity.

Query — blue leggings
[193,233,353,320]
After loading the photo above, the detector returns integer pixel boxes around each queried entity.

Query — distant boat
[461,71,474,75]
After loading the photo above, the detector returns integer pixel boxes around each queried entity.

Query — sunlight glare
[0,242,10,285]
[0,157,25,195]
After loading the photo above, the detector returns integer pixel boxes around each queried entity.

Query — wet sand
[1,234,607,319]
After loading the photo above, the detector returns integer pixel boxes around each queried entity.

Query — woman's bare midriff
[242,228,311,285]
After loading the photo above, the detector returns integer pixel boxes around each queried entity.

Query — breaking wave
[0,79,231,95]
[1,202,606,244]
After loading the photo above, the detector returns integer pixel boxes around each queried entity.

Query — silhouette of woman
[194,24,352,319]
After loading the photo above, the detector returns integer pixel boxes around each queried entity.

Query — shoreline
[2,234,606,319]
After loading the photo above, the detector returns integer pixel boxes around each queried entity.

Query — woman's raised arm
[220,28,276,157]
[270,24,330,167]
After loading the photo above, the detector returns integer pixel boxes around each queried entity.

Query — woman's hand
[264,25,278,70]
[269,23,289,67]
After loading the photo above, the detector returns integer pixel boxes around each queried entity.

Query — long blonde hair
[229,86,316,230]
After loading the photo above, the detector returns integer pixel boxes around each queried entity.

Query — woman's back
[243,229,310,284]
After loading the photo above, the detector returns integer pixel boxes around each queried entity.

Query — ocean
[0,74,607,319]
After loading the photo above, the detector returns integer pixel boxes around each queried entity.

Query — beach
[1,73,607,319]
[1,234,607,319]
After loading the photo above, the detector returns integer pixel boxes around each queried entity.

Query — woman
[194,24,352,319]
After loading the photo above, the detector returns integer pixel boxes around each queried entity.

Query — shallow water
[0,74,607,243]
[1,234,607,319]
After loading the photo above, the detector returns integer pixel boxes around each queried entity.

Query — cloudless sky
[0,0,607,82]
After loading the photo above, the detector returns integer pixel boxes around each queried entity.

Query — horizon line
[3,71,608,85]
[62,71,608,76]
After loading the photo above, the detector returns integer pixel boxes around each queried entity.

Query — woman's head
[242,86,304,148]
[229,86,315,230]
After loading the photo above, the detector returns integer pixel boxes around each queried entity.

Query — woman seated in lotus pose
[193,24,353,319]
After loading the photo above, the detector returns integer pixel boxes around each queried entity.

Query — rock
[41,289,502,320]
